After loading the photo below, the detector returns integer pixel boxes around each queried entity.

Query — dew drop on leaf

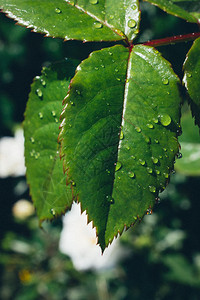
[145,137,151,144]
[115,162,122,172]
[51,110,56,117]
[71,181,76,186]
[89,0,98,4]
[162,78,169,85]
[50,208,56,216]
[128,171,135,178]
[147,167,153,174]
[38,112,43,119]
[163,173,169,179]
[36,88,43,98]
[55,7,62,14]
[139,159,146,166]
[94,22,103,29]
[152,157,159,164]
[41,79,46,86]
[187,73,192,78]
[149,186,156,193]
[30,137,35,143]
[135,126,141,133]
[152,117,159,124]
[147,123,154,129]
[154,139,159,144]
[128,19,137,28]
[156,170,160,175]
[159,114,171,126]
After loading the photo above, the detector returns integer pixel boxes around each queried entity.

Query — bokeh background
[0,2,200,299]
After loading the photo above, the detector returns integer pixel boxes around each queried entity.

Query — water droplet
[109,15,114,20]
[50,208,56,216]
[163,172,169,179]
[30,150,35,157]
[120,130,124,140]
[71,181,76,186]
[55,118,59,123]
[55,7,62,14]
[94,22,103,29]
[153,117,159,124]
[131,155,135,159]
[30,137,34,143]
[154,139,159,144]
[162,78,169,85]
[147,123,154,129]
[159,114,171,126]
[116,78,121,81]
[50,155,53,160]
[38,112,43,119]
[170,148,174,152]
[187,73,192,78]
[118,176,121,180]
[149,186,156,193]
[128,19,137,28]
[146,208,153,215]
[41,79,46,86]
[115,162,122,172]
[156,170,160,175]
[128,171,135,178]
[132,4,137,10]
[109,51,113,56]
[95,67,99,70]
[70,101,75,106]
[76,89,81,95]
[115,68,119,73]
[36,88,43,98]
[163,148,167,152]
[101,64,105,68]
[35,152,40,159]
[89,0,98,4]
[145,137,151,144]
[135,126,141,133]
[139,159,146,166]
[106,195,114,204]
[152,157,159,164]
[147,167,153,174]
[176,152,182,159]
[51,110,56,117]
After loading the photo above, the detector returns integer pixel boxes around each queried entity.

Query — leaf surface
[183,37,200,128]
[60,44,182,249]
[24,60,78,222]
[175,110,200,176]
[0,0,140,42]
[144,0,200,23]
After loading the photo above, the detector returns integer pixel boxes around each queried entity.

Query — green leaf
[144,0,200,23]
[24,60,78,222]
[175,110,200,176]
[183,37,200,128]
[59,44,182,249]
[0,0,140,42]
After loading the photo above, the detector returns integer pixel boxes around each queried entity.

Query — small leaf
[144,0,200,23]
[60,44,182,249]
[175,110,200,176]
[183,37,200,129]
[0,0,140,42]
[24,60,78,222]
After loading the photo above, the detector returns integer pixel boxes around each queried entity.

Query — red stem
[141,32,200,47]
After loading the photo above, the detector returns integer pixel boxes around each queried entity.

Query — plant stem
[141,32,200,47]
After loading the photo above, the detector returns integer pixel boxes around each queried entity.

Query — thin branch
[141,32,200,47]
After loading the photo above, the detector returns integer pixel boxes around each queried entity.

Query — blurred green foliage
[0,2,200,299]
